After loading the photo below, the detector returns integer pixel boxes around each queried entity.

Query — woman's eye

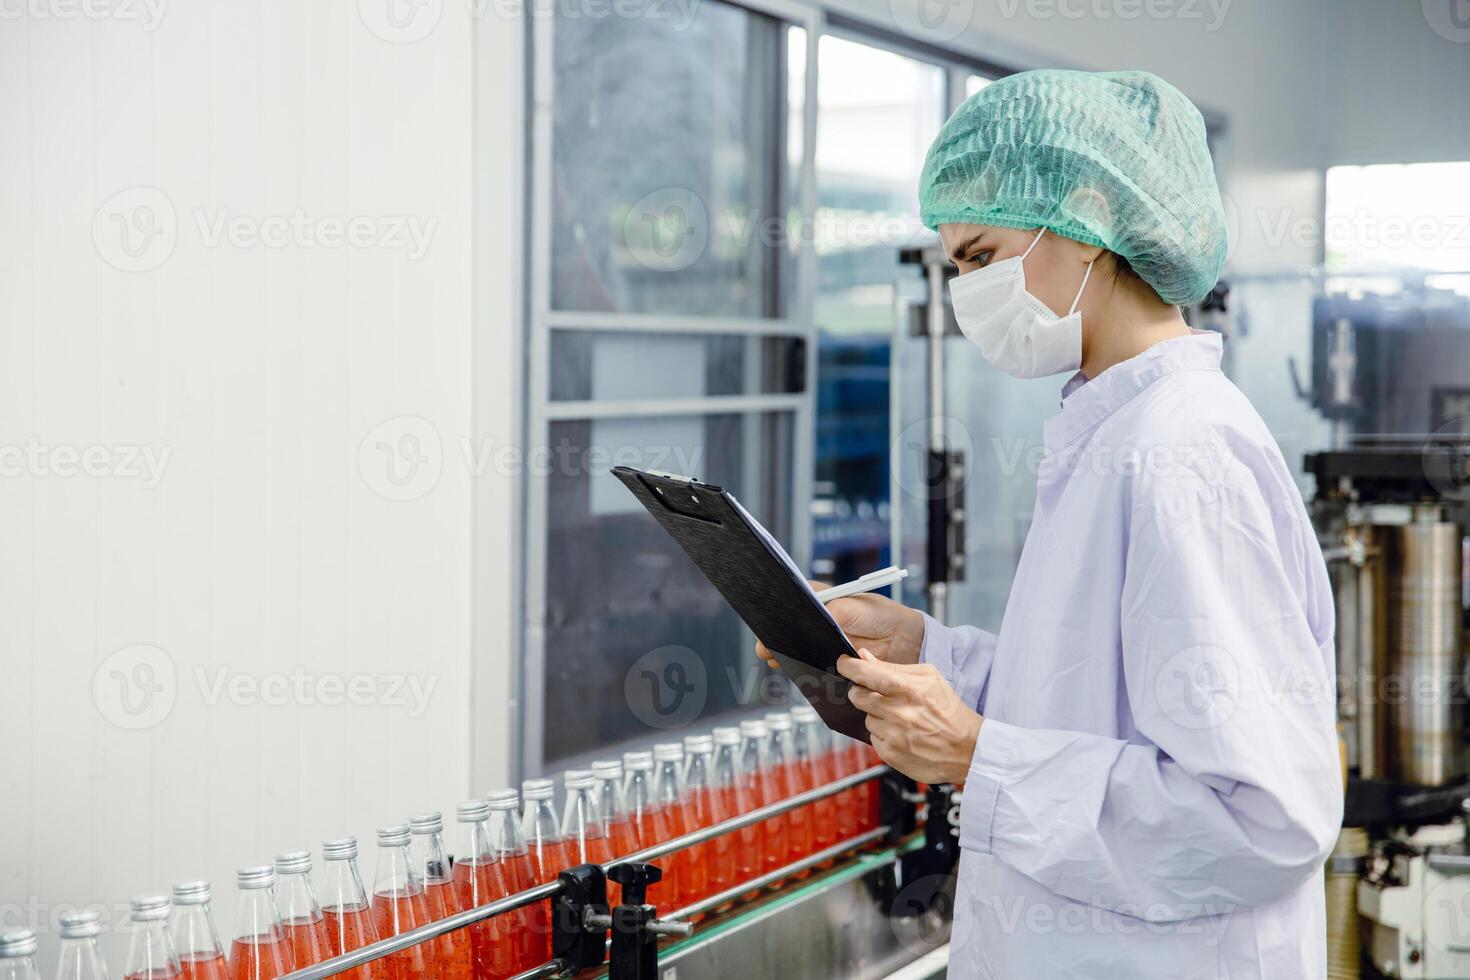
[969,250,993,267]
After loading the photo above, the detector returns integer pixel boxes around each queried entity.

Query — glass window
[549,332,805,402]
[549,2,791,318]
[809,36,945,582]
[1324,162,1470,295]
[540,412,795,764]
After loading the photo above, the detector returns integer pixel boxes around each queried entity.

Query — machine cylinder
[1388,508,1466,786]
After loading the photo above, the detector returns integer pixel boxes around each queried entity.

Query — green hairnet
[919,69,1227,306]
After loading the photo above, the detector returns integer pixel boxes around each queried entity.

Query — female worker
[759,70,1342,978]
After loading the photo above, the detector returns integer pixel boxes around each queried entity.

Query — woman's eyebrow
[948,232,985,263]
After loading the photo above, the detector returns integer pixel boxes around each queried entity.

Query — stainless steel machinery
[1296,280,1470,979]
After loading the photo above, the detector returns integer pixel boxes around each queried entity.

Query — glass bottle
[561,770,611,866]
[739,719,782,874]
[589,759,638,906]
[486,788,536,972]
[54,911,109,980]
[712,725,762,893]
[408,812,473,980]
[318,837,382,980]
[125,895,181,980]
[521,779,568,963]
[274,852,333,970]
[765,712,813,864]
[169,882,227,980]
[370,825,437,979]
[654,742,705,909]
[624,750,679,915]
[453,800,516,980]
[227,868,292,980]
[792,706,838,859]
[682,734,734,902]
[0,929,41,980]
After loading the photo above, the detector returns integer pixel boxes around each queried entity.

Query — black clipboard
[612,466,870,743]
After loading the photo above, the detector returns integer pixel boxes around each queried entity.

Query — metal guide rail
[280,766,959,980]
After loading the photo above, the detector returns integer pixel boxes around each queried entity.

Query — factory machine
[275,770,960,980]
[1292,278,1470,979]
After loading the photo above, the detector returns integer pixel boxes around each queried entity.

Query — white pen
[814,565,909,604]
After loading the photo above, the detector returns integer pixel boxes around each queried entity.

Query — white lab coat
[926,332,1342,979]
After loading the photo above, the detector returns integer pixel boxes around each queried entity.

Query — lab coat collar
[1042,330,1223,456]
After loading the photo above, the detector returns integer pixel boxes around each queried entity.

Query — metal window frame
[521,0,824,780]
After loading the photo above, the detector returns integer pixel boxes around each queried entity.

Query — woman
[760,70,1341,978]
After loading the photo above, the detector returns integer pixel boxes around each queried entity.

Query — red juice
[282,915,333,969]
[606,817,639,907]
[320,905,382,980]
[667,800,706,909]
[497,852,538,972]
[125,971,181,980]
[227,935,293,980]
[370,888,438,979]
[527,838,569,965]
[632,804,681,916]
[423,880,473,980]
[178,953,229,980]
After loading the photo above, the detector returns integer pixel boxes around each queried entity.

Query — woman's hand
[755,587,926,670]
[837,648,982,786]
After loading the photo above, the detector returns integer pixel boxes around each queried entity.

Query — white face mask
[948,228,1094,379]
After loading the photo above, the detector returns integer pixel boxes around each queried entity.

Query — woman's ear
[1061,186,1112,265]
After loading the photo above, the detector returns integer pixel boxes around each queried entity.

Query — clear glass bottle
[53,911,109,980]
[684,733,735,900]
[625,750,679,915]
[0,929,42,980]
[408,812,472,980]
[168,882,227,980]
[561,770,611,866]
[228,867,292,980]
[739,719,782,873]
[589,759,639,859]
[765,712,813,863]
[275,851,332,970]
[712,725,762,892]
[318,837,382,980]
[370,825,436,979]
[453,800,515,979]
[124,895,181,980]
[792,705,838,858]
[486,788,535,972]
[654,742,705,909]
[521,779,568,963]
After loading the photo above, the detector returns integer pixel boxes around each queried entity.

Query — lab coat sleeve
[919,613,998,709]
[958,478,1342,920]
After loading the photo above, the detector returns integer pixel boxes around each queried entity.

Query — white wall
[0,0,521,966]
